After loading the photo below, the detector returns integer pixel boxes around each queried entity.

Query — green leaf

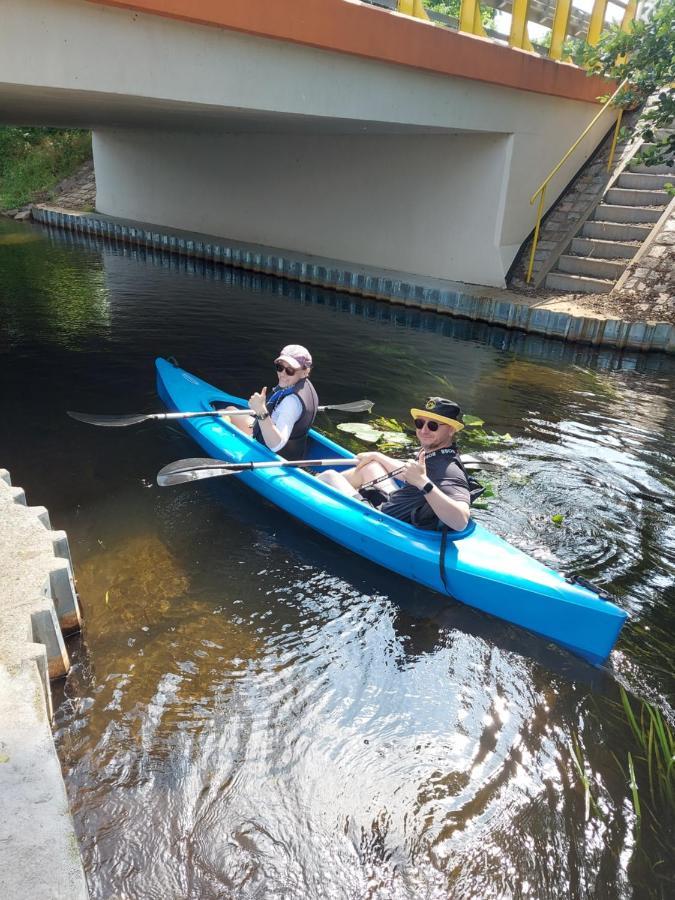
[482,482,496,498]
[551,514,565,526]
[463,414,485,427]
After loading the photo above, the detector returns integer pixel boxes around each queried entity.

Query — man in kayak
[223,344,319,460]
[318,398,471,532]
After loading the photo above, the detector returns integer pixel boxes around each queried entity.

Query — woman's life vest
[251,378,319,460]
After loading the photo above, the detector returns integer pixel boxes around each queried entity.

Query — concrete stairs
[546,149,672,294]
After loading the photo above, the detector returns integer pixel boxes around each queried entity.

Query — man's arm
[355,451,403,475]
[417,487,470,531]
[399,451,470,531]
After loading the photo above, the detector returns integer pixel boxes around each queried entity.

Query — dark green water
[1,220,673,899]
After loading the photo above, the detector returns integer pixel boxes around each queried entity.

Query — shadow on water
[2,220,674,899]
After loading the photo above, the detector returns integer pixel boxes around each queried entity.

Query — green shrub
[0,127,92,209]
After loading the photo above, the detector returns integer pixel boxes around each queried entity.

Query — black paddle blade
[157,457,240,487]
[67,410,151,427]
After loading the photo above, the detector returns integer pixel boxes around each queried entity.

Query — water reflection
[1,219,673,898]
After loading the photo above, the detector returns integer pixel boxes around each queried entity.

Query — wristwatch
[256,411,270,421]
[421,481,434,494]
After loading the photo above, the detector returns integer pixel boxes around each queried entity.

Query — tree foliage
[425,0,495,29]
[582,0,674,168]
[0,127,91,209]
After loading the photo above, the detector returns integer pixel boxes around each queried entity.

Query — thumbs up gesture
[249,386,268,417]
[400,449,428,489]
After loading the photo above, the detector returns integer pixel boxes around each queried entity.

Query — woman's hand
[399,451,429,490]
[248,386,268,417]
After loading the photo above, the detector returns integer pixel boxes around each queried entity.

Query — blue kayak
[156,357,627,664]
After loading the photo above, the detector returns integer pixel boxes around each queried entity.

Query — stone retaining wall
[613,199,675,311]
[31,205,675,353]
[0,468,88,899]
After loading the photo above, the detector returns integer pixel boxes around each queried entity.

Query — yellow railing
[525,78,628,283]
[396,0,638,59]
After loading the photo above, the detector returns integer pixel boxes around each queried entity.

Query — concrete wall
[0,469,88,899]
[93,129,516,286]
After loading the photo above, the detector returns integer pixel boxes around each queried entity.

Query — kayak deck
[156,358,627,665]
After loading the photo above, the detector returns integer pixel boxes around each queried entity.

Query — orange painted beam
[86,0,611,104]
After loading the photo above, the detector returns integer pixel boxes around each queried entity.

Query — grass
[0,127,92,209]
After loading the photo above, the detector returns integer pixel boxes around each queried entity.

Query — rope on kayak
[439,526,451,593]
[566,574,616,602]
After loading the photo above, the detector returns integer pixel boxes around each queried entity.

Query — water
[1,220,673,899]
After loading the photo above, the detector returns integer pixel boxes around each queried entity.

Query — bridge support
[94,128,514,287]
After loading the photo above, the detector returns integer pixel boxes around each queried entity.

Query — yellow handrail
[525,78,628,283]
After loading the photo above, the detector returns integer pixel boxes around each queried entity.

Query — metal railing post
[526,187,547,283]
[549,0,572,60]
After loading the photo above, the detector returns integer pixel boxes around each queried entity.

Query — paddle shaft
[175,457,355,474]
[67,399,373,428]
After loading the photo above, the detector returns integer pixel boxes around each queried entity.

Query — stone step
[593,203,662,224]
[618,171,673,191]
[571,237,638,259]
[546,272,613,294]
[582,220,653,241]
[605,187,670,207]
[558,254,625,280]
[629,161,673,176]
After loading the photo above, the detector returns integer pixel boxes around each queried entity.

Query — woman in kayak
[318,398,471,532]
[223,344,318,460]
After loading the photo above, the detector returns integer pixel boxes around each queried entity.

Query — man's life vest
[251,378,319,461]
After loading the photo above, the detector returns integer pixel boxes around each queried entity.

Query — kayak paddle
[67,399,374,428]
[157,456,357,486]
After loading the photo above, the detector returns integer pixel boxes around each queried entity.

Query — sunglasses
[414,418,440,432]
[275,362,299,376]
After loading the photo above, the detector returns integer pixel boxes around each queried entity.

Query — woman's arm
[249,389,301,452]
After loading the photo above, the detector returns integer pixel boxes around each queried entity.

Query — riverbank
[30,203,675,353]
[4,149,672,350]
[0,128,91,216]
[0,468,87,899]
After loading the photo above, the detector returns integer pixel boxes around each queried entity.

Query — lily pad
[337,422,384,443]
[378,431,411,446]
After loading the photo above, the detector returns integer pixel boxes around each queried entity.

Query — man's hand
[399,450,429,490]
[248,386,268,417]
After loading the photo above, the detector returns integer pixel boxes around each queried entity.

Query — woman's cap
[410,397,464,432]
[276,344,312,369]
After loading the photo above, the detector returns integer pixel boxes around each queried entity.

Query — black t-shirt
[380,448,470,528]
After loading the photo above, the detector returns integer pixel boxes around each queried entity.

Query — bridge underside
[1,0,616,288]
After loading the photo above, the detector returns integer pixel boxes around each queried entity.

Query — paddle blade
[157,457,240,487]
[324,400,374,414]
[67,410,150,427]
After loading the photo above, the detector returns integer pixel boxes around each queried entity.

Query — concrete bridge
[1,0,617,287]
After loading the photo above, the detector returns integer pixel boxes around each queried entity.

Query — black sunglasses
[414,418,440,432]
[275,362,299,376]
